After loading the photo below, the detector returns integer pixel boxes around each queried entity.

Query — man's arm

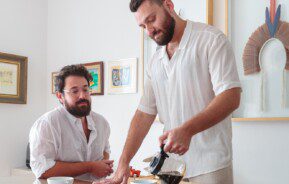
[103,152,110,160]
[119,110,156,165]
[40,160,114,179]
[160,87,241,154]
[96,110,156,184]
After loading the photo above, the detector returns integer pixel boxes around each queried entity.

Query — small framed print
[84,61,104,95]
[107,58,138,94]
[51,72,59,94]
[0,52,28,104]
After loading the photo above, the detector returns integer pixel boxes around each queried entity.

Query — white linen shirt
[138,21,241,178]
[29,106,110,181]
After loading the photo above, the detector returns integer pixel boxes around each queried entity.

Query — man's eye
[83,88,90,92]
[148,19,154,23]
[71,90,79,94]
[148,17,155,23]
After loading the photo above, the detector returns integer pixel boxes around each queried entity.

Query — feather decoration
[266,4,281,37]
[270,0,276,24]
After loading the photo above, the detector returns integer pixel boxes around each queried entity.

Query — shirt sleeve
[137,69,158,115]
[104,119,111,154]
[29,119,57,178]
[208,34,242,96]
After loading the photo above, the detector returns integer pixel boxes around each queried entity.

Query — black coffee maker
[147,145,186,184]
[26,143,31,169]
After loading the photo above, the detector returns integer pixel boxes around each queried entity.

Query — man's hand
[159,126,192,155]
[90,160,114,178]
[93,162,130,184]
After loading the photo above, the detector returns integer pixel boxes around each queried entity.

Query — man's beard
[151,11,175,46]
[65,99,91,117]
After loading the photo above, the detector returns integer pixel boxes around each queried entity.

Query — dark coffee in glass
[157,171,183,184]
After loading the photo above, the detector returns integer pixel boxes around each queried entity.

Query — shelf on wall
[232,117,289,122]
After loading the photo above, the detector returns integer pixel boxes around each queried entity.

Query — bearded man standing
[96,0,241,184]
[29,65,113,182]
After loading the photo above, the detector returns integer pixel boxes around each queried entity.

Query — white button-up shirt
[138,21,241,178]
[29,106,110,181]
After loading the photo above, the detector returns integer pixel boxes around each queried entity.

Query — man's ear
[56,92,64,104]
[163,0,174,12]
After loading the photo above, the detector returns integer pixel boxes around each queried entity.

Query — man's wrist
[181,121,197,137]
[86,161,94,173]
[118,157,130,166]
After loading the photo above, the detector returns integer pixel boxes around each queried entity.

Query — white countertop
[0,175,92,184]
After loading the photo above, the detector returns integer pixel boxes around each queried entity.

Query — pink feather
[270,0,276,24]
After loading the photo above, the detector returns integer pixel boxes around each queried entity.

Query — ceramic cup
[130,179,157,184]
[47,177,74,184]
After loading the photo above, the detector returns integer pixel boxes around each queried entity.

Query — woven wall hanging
[243,0,289,111]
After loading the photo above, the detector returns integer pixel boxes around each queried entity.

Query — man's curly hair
[55,64,92,93]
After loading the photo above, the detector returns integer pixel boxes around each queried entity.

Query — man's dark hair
[130,0,163,12]
[55,64,92,93]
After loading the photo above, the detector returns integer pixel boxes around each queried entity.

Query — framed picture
[51,72,59,94]
[107,58,138,94]
[210,0,230,36]
[0,52,28,104]
[84,62,104,95]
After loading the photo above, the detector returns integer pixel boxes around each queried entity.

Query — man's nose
[146,26,155,37]
[79,90,87,98]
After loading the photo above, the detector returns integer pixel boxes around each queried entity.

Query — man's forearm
[119,110,156,165]
[182,88,241,136]
[40,161,92,179]
[103,152,109,160]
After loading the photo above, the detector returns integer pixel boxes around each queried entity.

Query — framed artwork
[210,0,230,36]
[84,62,104,95]
[107,58,138,94]
[51,72,59,94]
[0,52,28,104]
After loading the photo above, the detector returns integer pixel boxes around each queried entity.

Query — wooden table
[129,175,194,184]
[0,175,92,184]
[0,175,194,184]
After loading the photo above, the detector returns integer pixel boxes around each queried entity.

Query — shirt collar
[60,106,95,131]
[158,20,193,59]
[179,20,193,50]
[86,115,96,131]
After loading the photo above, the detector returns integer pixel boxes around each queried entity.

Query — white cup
[47,177,74,184]
[130,180,157,184]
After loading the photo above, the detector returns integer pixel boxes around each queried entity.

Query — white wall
[0,0,47,175]
[232,121,289,184]
[231,0,289,183]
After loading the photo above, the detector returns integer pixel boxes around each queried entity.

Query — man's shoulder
[33,107,63,127]
[190,21,224,39]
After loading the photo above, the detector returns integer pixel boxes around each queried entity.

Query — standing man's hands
[159,125,193,155]
[90,160,114,178]
[93,161,130,184]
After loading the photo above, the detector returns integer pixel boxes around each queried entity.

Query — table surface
[129,175,193,184]
[0,175,91,184]
[0,175,194,184]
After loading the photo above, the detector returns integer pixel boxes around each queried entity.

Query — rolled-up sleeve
[208,34,241,96]
[29,119,57,178]
[104,120,111,154]
[138,70,158,115]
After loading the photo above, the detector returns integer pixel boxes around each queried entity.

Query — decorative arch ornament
[242,0,289,110]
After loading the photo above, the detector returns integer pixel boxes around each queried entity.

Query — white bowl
[130,179,157,184]
[47,177,74,184]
